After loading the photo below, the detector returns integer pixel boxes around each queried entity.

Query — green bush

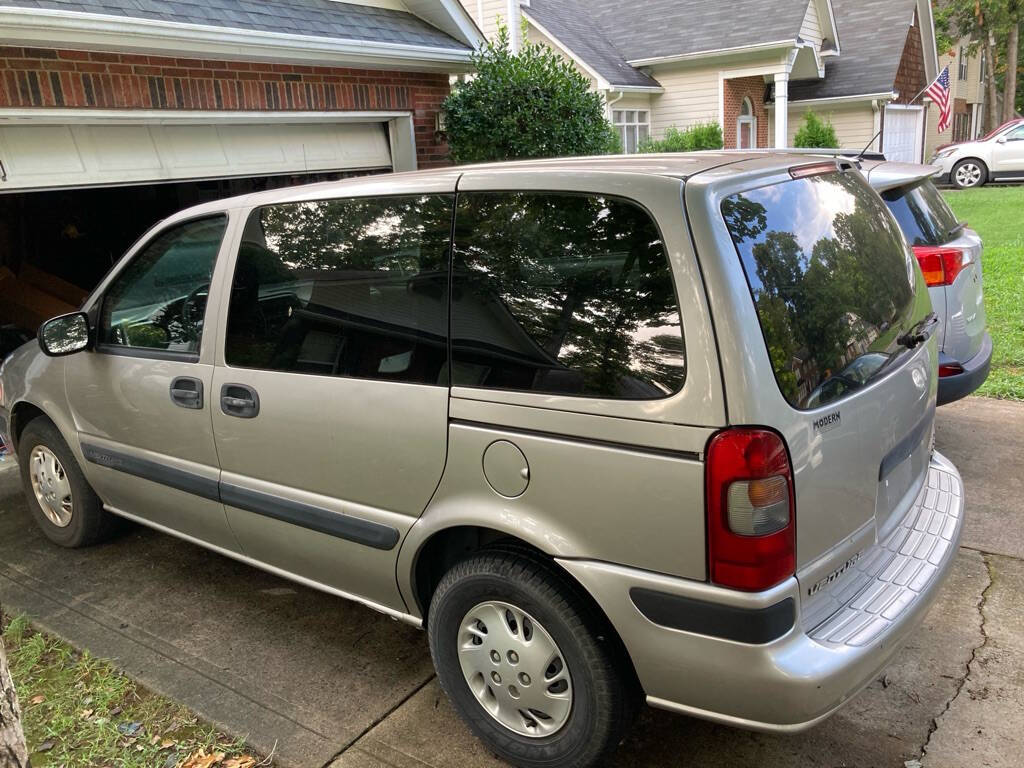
[793,112,839,148]
[442,26,618,164]
[638,122,723,153]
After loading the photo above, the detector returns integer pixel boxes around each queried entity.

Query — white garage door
[0,121,392,192]
[883,106,924,163]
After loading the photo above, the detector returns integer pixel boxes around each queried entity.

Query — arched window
[737,96,756,149]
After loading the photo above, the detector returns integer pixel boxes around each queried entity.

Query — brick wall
[893,17,926,105]
[723,76,770,149]
[0,46,451,168]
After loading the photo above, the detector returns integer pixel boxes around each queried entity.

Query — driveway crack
[919,551,993,760]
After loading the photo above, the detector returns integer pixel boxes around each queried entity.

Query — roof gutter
[778,91,898,107]
[627,40,796,68]
[0,7,476,72]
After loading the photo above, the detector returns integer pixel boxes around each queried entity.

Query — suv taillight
[705,428,795,591]
[913,245,972,287]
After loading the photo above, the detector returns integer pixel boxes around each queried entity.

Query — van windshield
[722,169,928,410]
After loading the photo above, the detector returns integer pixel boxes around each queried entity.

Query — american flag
[927,66,952,133]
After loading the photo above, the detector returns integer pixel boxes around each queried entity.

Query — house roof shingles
[524,0,658,88]
[0,0,470,49]
[788,0,918,100]
[526,0,810,88]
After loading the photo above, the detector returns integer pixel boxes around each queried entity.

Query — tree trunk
[0,617,30,768]
[987,32,1001,132]
[1003,21,1020,122]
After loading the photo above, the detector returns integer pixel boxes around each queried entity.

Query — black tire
[951,158,987,189]
[17,417,116,548]
[428,547,639,768]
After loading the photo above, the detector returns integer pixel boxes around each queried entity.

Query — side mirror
[38,312,91,357]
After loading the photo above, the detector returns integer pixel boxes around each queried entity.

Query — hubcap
[457,601,572,738]
[955,163,981,187]
[29,446,73,528]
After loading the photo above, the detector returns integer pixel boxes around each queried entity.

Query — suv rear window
[723,170,923,410]
[881,178,961,246]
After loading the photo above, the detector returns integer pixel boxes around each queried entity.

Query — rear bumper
[938,332,992,405]
[558,451,964,732]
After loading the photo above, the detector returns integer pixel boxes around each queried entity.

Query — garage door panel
[1,126,85,177]
[884,107,924,164]
[0,121,392,192]
[159,125,229,170]
[85,126,163,172]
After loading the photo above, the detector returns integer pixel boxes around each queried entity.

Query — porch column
[774,72,789,148]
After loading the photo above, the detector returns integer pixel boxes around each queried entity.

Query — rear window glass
[881,179,960,246]
[723,170,925,410]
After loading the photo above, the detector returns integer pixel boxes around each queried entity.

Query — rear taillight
[705,428,795,592]
[939,362,965,377]
[913,245,972,287]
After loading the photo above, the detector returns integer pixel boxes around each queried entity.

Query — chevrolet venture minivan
[0,153,965,768]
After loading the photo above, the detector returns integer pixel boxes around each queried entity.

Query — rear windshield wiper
[948,220,967,238]
[897,312,939,349]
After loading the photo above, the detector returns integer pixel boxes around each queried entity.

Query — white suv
[931,118,1024,189]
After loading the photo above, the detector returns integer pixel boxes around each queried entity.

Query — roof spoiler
[718,147,887,161]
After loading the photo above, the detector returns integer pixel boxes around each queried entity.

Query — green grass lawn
[2,614,265,768]
[942,186,1024,400]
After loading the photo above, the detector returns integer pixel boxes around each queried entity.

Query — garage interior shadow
[0,169,378,348]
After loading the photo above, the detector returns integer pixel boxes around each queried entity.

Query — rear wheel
[17,418,116,548]
[952,159,987,189]
[428,549,638,768]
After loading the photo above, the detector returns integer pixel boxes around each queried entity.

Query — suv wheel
[428,549,637,768]
[17,418,116,548]
[952,159,987,189]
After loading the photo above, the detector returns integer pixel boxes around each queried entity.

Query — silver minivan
[0,153,964,768]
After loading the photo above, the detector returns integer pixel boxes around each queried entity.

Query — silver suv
[0,153,964,768]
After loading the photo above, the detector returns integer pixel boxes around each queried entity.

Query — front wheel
[428,549,638,768]
[17,417,117,548]
[952,159,987,189]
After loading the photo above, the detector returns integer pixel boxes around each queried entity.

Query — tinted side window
[451,192,685,399]
[100,216,226,355]
[882,179,960,246]
[225,195,452,385]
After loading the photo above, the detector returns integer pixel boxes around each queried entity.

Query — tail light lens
[939,362,964,377]
[705,428,795,591]
[912,245,972,287]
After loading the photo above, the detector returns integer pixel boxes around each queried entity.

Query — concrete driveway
[1,396,1022,768]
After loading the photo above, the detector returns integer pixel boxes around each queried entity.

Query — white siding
[800,0,824,47]
[786,103,877,150]
[648,66,720,137]
[459,0,510,40]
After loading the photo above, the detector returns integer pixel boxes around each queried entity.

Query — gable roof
[523,0,658,88]
[525,0,814,86]
[0,0,470,50]
[788,0,918,100]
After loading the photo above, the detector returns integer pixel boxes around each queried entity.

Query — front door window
[737,97,756,149]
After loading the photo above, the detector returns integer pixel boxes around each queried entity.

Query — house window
[958,48,968,80]
[613,110,650,153]
[736,97,756,149]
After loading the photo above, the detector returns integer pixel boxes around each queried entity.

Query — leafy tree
[793,112,840,148]
[638,123,723,153]
[442,27,618,164]
[935,0,1022,129]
